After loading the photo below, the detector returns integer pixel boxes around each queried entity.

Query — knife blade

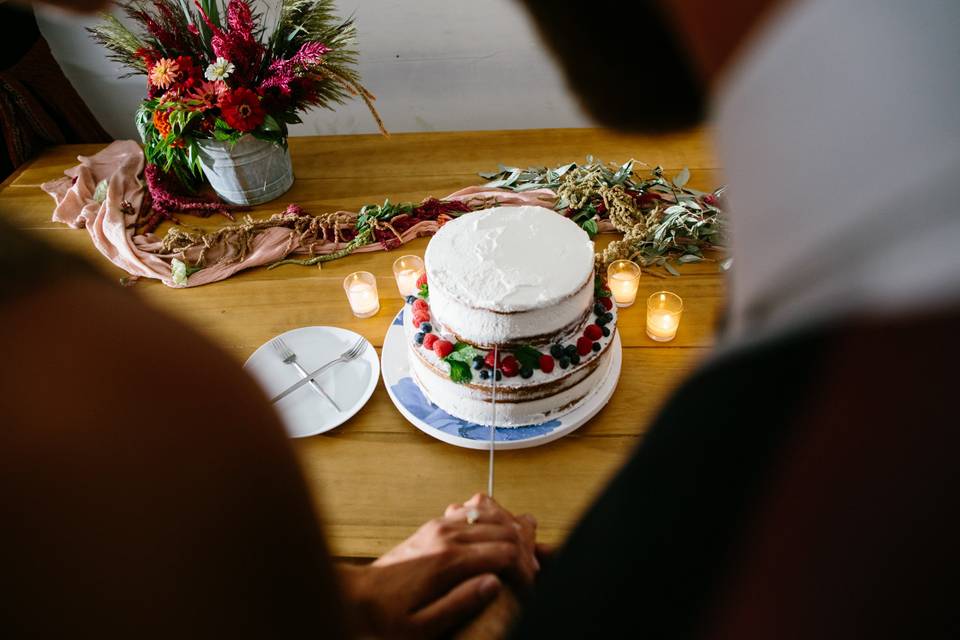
[488,345,498,497]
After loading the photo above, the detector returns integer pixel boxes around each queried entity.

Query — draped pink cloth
[42,141,607,288]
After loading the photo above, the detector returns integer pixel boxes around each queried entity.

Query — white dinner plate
[244,326,379,438]
[381,307,622,450]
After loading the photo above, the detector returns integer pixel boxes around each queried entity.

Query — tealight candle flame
[393,255,425,297]
[646,291,683,342]
[607,260,641,307]
[344,271,380,318]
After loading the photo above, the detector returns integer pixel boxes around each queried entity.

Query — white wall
[36,0,592,140]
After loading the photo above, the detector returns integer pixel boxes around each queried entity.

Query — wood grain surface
[1,128,725,558]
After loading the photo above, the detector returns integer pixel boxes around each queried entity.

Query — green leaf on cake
[594,275,612,298]
[446,343,482,364]
[446,359,472,384]
[444,343,483,384]
[513,345,542,371]
[418,283,429,299]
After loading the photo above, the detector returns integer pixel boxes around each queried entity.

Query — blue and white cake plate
[381,307,622,450]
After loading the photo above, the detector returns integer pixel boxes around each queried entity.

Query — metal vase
[195,135,294,205]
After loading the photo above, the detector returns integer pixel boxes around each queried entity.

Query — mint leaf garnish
[513,345,542,370]
[448,343,481,362]
[446,359,472,383]
[444,343,482,383]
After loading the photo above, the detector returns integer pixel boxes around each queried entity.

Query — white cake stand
[381,307,622,450]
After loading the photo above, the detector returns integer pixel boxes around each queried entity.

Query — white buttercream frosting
[425,206,595,346]
[426,206,594,312]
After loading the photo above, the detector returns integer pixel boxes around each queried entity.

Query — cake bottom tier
[408,342,614,427]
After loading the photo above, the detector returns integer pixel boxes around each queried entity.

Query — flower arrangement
[89,0,385,188]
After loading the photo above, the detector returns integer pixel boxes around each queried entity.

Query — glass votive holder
[646,291,683,342]
[343,271,380,318]
[392,255,424,297]
[607,260,642,307]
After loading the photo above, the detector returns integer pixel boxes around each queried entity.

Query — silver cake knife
[488,346,498,497]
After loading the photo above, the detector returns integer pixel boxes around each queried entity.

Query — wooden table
[1,128,725,559]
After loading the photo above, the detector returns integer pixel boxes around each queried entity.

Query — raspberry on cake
[433,339,453,358]
[584,324,603,341]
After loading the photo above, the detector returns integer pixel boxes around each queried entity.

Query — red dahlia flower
[172,55,202,93]
[219,87,265,132]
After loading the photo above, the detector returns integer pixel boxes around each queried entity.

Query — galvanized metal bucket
[196,135,294,205]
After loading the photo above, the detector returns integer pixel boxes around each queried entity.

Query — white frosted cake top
[425,206,594,312]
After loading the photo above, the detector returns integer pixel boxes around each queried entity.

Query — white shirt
[713,0,960,348]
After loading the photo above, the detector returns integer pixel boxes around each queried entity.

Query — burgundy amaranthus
[195,0,264,85]
[370,198,473,250]
[259,42,331,95]
[141,163,238,233]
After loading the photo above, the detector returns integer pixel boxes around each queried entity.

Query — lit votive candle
[607,260,642,307]
[343,271,380,318]
[392,255,425,297]
[646,291,683,342]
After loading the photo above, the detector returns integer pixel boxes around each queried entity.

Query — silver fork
[272,337,342,411]
[270,337,367,404]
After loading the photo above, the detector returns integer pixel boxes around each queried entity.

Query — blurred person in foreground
[504,0,959,637]
[2,1,959,640]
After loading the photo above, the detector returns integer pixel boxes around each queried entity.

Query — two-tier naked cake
[402,205,618,426]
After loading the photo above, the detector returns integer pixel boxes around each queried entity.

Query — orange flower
[149,58,179,90]
[152,109,172,138]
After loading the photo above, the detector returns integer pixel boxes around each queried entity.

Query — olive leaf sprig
[481,158,730,275]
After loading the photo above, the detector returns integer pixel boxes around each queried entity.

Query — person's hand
[338,493,540,639]
[441,493,540,582]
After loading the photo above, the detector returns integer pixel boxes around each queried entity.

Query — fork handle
[270,357,342,404]
[292,361,342,412]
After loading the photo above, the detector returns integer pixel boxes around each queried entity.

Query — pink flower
[194,0,265,85]
[259,41,331,96]
[186,80,228,110]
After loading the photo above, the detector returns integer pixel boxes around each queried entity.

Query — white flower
[204,57,235,82]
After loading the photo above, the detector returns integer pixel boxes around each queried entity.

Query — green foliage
[513,345,542,371]
[86,13,148,77]
[138,99,205,188]
[594,275,611,298]
[356,199,414,234]
[481,158,728,273]
[444,343,483,384]
[446,359,472,384]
